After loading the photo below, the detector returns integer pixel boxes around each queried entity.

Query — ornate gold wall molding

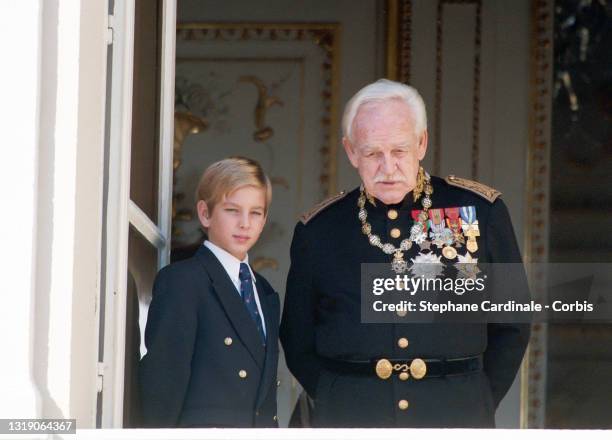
[387,0,482,178]
[176,23,341,196]
[522,0,553,429]
[434,0,482,179]
[386,0,413,83]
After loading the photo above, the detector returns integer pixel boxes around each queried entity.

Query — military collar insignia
[445,175,501,203]
[299,190,348,225]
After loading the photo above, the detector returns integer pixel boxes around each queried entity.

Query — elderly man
[280,79,530,428]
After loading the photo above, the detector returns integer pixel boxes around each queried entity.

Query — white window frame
[101,0,176,428]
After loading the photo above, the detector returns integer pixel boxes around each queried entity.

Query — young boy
[139,157,280,428]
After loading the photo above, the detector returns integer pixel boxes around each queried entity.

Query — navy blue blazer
[139,245,280,428]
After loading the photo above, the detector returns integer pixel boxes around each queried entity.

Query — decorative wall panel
[173,23,340,298]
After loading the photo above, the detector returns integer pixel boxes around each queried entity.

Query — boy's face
[197,185,267,261]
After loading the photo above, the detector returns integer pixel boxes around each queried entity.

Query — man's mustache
[374,175,407,183]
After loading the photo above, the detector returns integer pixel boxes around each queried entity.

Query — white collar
[204,240,256,284]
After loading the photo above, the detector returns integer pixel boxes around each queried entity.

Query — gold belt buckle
[375,358,427,380]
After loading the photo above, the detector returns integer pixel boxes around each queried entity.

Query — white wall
[31,0,107,428]
[0,0,106,425]
[0,0,43,419]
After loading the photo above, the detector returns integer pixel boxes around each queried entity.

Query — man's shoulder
[437,174,502,204]
[298,187,358,226]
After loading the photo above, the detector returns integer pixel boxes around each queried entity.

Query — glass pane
[129,0,162,223]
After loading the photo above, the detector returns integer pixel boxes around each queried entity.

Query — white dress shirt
[204,240,266,336]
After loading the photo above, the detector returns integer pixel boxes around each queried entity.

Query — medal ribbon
[444,207,461,229]
[459,206,476,224]
[411,209,429,232]
[444,207,465,245]
[460,206,479,234]
[428,208,445,233]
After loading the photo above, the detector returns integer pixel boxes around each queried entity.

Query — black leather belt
[322,355,483,380]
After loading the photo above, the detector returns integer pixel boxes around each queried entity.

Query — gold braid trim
[445,175,501,203]
[299,191,348,225]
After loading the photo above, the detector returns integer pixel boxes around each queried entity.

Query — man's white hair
[342,78,427,142]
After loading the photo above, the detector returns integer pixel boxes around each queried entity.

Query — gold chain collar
[357,168,433,273]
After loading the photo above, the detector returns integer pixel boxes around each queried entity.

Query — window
[98,0,176,428]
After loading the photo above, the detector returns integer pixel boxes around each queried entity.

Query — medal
[460,206,479,252]
[411,210,430,232]
[466,238,478,253]
[429,233,445,248]
[442,245,457,260]
[441,228,454,244]
[428,209,448,248]
[411,230,427,245]
[392,251,408,274]
[410,210,428,245]
[444,207,465,247]
[419,239,432,251]
[410,252,445,279]
[454,251,481,279]
[428,208,445,227]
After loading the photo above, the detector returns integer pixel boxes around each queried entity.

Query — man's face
[343,99,428,205]
[197,185,267,260]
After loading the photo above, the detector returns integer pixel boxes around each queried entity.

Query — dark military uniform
[280,175,530,428]
[140,246,280,428]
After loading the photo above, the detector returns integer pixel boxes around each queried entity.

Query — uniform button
[398,399,409,410]
[390,228,401,238]
[397,338,409,349]
[277,380,281,387]
[399,372,409,381]
[387,209,398,220]
[239,369,247,379]
[224,337,233,346]
[273,415,278,421]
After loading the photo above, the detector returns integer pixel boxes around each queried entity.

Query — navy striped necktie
[239,263,266,344]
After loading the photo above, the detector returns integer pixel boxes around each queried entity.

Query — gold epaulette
[445,175,501,203]
[299,190,348,225]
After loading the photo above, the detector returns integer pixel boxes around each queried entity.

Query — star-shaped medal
[410,253,445,279]
[454,251,481,279]
[419,239,432,251]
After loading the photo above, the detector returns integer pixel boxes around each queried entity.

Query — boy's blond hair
[195,156,272,214]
